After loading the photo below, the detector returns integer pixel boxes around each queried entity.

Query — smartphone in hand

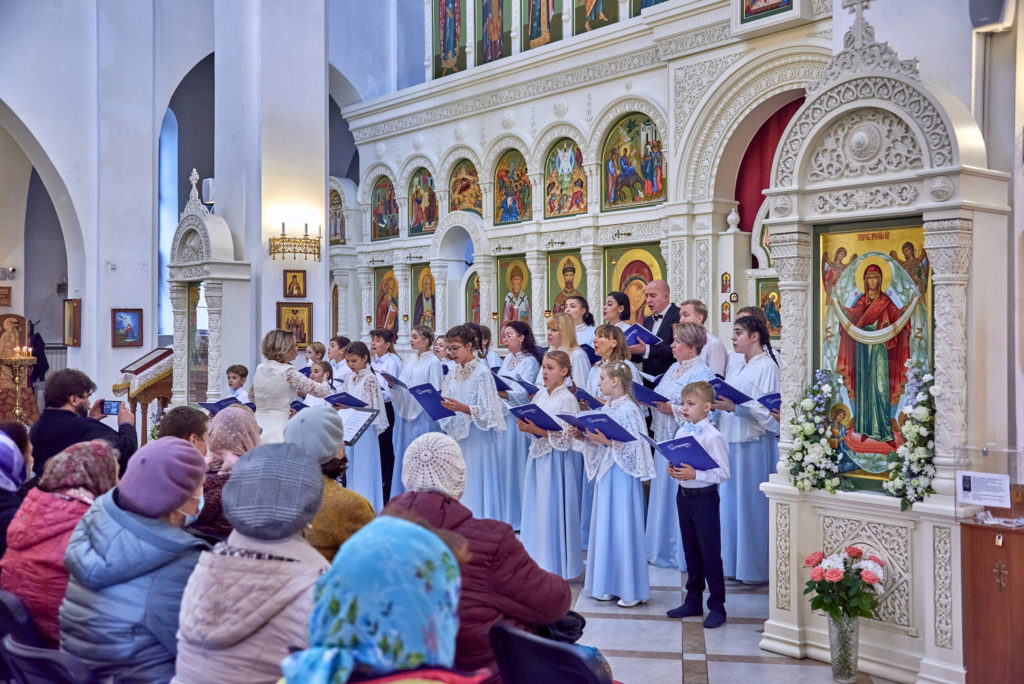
[101,400,121,416]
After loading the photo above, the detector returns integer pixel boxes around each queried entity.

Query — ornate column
[430,262,449,332]
[529,171,544,219]
[357,264,373,340]
[477,258,497,330]
[422,0,432,82]
[332,268,351,336]
[584,162,600,214]
[579,244,602,318]
[923,218,972,496]
[204,281,223,402]
[480,181,494,225]
[525,250,547,333]
[770,227,813,474]
[661,236,686,307]
[169,281,189,406]
[394,260,412,347]
[510,0,521,56]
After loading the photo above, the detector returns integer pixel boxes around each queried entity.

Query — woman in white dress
[390,325,443,497]
[517,350,583,579]
[541,313,591,390]
[645,322,717,570]
[565,296,595,349]
[602,292,632,334]
[341,341,389,512]
[252,329,331,443]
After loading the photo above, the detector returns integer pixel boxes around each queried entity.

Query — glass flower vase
[827,614,859,683]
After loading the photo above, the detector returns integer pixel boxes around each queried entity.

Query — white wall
[24,169,68,344]
[0,125,31,317]
[329,0,394,101]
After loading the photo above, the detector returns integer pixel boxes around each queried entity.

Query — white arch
[438,144,484,188]
[398,155,439,195]
[681,46,830,201]
[585,95,668,165]
[358,162,398,205]
[529,120,587,174]
[430,210,490,260]
[482,133,532,181]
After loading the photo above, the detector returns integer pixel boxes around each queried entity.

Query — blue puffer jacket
[59,490,210,683]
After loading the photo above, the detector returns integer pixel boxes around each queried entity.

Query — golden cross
[993,561,1008,593]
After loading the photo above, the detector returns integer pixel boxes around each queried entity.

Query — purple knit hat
[118,436,206,518]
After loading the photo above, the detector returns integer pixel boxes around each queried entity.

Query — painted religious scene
[573,0,617,33]
[433,0,467,78]
[328,186,345,245]
[630,0,667,15]
[498,257,531,332]
[547,251,586,314]
[603,243,665,324]
[601,112,665,210]
[816,222,933,479]
[757,277,781,339]
[477,0,511,65]
[374,267,400,333]
[494,149,531,224]
[544,138,587,218]
[465,272,481,325]
[409,168,439,235]
[741,0,793,24]
[522,0,562,51]
[449,159,483,215]
[411,264,437,330]
[370,176,399,241]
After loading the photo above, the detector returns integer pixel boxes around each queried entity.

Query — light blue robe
[391,351,443,496]
[496,352,540,528]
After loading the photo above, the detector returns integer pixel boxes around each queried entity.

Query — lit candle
[318,225,322,238]
[281,222,286,236]
[304,223,309,236]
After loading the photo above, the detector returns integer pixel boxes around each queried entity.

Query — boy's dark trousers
[379,401,396,502]
[676,485,726,614]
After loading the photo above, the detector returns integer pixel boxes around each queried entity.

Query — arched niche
[168,169,250,406]
[429,211,490,331]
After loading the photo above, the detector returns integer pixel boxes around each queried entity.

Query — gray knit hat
[283,406,346,465]
[222,443,324,540]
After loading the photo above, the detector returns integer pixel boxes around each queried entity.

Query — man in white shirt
[679,299,728,378]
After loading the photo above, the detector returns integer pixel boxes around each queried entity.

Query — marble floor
[569,565,898,684]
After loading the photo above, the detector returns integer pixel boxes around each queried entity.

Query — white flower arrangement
[883,360,937,510]
[786,370,843,493]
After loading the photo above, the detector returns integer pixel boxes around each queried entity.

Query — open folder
[709,379,780,411]
[572,387,604,408]
[508,404,564,436]
[324,392,368,408]
[407,383,456,420]
[380,371,406,389]
[556,411,636,443]
[200,397,245,416]
[624,324,662,347]
[336,407,380,446]
[631,382,669,407]
[640,434,719,470]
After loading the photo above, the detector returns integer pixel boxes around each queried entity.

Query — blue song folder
[490,371,514,392]
[508,404,564,436]
[579,344,601,365]
[199,397,242,415]
[631,382,669,407]
[408,383,456,420]
[624,324,662,347]
[290,400,307,413]
[380,371,406,389]
[556,411,636,443]
[298,366,311,377]
[442,364,450,375]
[708,378,753,405]
[490,366,502,373]
[244,402,256,412]
[572,387,604,408]
[324,392,368,408]
[640,434,719,470]
[510,377,540,396]
[758,392,783,411]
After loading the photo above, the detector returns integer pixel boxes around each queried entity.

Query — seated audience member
[173,443,328,684]
[384,433,572,674]
[282,516,490,684]
[0,428,33,558]
[283,406,375,562]
[191,405,261,541]
[1,440,119,646]
[29,368,137,475]
[158,406,210,456]
[60,437,209,682]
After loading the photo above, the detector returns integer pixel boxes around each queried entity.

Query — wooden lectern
[111,348,173,445]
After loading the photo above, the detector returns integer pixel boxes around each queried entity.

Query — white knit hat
[401,432,466,500]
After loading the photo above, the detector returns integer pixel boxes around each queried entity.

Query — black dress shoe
[703,610,727,628]
[666,603,702,619]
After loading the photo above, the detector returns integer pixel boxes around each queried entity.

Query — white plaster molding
[775,502,791,611]
[203,281,223,402]
[483,133,532,182]
[655,22,734,60]
[541,229,583,249]
[596,219,666,244]
[695,237,712,315]
[672,50,749,148]
[812,182,920,213]
[811,0,831,17]
[431,262,450,331]
[667,238,687,303]
[749,198,772,267]
[490,233,539,254]
[806,108,923,183]
[933,525,954,649]
[398,154,439,194]
[430,210,491,260]
[169,281,189,407]
[529,121,588,172]
[585,95,669,165]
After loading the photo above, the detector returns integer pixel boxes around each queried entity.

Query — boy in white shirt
[225,364,249,404]
[666,380,730,629]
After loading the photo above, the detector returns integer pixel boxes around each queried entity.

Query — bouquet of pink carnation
[803,546,884,620]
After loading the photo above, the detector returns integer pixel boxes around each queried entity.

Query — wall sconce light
[491,312,499,322]
[270,223,322,261]
[402,314,409,323]
[365,315,372,324]
[543,310,552,319]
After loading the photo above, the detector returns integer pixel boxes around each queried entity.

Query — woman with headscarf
[0,440,118,646]
[191,405,262,541]
[282,515,490,684]
[0,424,33,558]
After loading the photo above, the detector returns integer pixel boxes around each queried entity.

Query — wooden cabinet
[961,522,1024,683]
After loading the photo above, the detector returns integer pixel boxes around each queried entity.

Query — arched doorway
[430,211,491,333]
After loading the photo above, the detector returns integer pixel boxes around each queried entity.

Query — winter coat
[0,488,25,560]
[30,408,138,476]
[0,488,90,645]
[59,489,210,683]
[307,476,376,562]
[172,531,329,684]
[383,491,571,674]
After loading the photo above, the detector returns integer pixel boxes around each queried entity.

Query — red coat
[384,491,571,674]
[1,488,90,646]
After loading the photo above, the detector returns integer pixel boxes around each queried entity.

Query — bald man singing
[627,279,679,383]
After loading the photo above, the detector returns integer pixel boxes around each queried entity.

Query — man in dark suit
[627,279,679,384]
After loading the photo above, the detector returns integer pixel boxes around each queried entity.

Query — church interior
[0,0,1022,682]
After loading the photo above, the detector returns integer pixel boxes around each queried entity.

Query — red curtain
[734,97,804,266]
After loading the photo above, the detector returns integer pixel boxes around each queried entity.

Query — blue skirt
[346,431,383,513]
[645,451,686,571]
[521,448,584,579]
[499,413,530,529]
[391,411,440,497]
[460,424,504,521]
[584,465,650,603]
[719,433,777,582]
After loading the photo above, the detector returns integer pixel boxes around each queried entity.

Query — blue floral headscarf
[282,516,461,684]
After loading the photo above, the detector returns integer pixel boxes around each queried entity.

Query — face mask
[73,398,89,418]
[179,491,204,527]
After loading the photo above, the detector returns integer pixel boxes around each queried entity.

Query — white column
[525,250,547,333]
[430,261,449,331]
[465,0,476,69]
[510,0,521,56]
[395,260,412,348]
[169,281,189,407]
[580,244,602,318]
[357,264,373,340]
[332,267,351,337]
[422,0,432,82]
[477,258,497,328]
[204,281,223,401]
